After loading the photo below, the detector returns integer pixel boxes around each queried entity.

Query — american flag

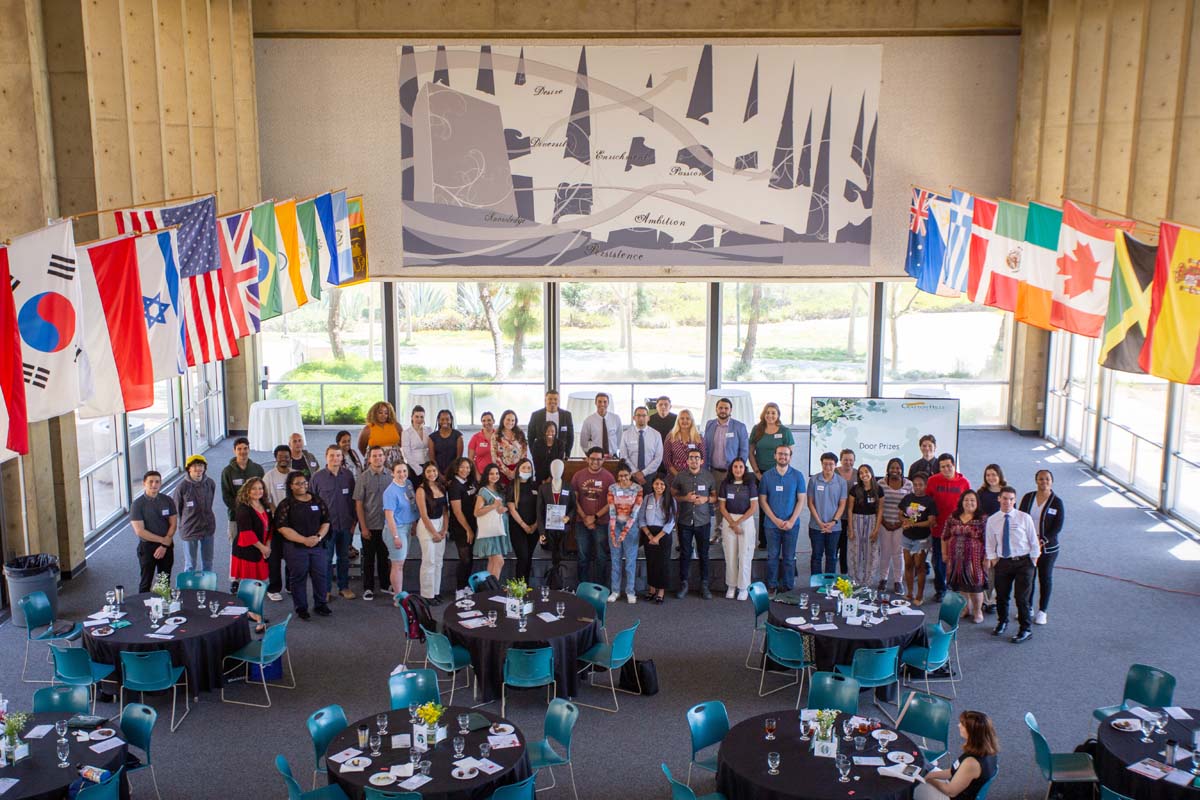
[114,196,239,366]
[218,209,261,337]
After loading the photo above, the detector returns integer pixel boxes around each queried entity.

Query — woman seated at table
[531,420,566,483]
[914,710,998,799]
[637,475,676,604]
[944,489,987,623]
[474,464,512,578]
[232,476,271,631]
[358,401,404,467]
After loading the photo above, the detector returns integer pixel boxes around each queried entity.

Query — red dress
[230,508,270,580]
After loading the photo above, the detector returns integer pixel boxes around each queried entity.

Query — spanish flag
[1139,222,1200,383]
[1100,231,1155,374]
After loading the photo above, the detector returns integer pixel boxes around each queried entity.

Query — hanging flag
[251,201,281,321]
[78,235,153,417]
[0,248,29,455]
[1139,222,1200,383]
[967,196,998,304]
[918,197,957,296]
[114,196,239,365]
[347,195,369,284]
[904,187,948,282]
[295,198,323,302]
[137,229,185,381]
[1100,231,1156,374]
[313,192,340,288]
[983,200,1028,311]
[1049,201,1136,337]
[940,189,974,294]
[272,199,308,314]
[7,221,83,421]
[330,190,356,285]
[218,209,261,337]
[1014,202,1061,329]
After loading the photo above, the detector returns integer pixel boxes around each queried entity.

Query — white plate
[452,767,480,780]
[164,616,186,625]
[1110,718,1139,732]
[345,757,372,770]
[785,616,807,626]
[887,751,914,764]
[456,600,476,609]
[90,626,114,637]
[890,599,910,607]
[489,723,515,735]
[89,728,116,740]
[368,773,395,786]
[872,729,898,742]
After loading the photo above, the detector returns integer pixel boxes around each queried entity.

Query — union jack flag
[218,209,261,336]
[908,188,935,235]
[114,196,239,366]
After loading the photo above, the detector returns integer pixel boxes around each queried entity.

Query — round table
[767,590,926,672]
[325,706,531,800]
[406,389,455,420]
[1096,708,1200,799]
[248,399,304,452]
[82,591,253,695]
[717,710,920,800]
[0,713,129,800]
[701,388,754,425]
[441,591,600,703]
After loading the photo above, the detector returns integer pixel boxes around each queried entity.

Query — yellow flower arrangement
[834,577,854,597]
[415,701,446,728]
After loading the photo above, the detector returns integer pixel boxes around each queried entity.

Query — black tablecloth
[767,591,925,672]
[0,713,130,800]
[441,591,599,703]
[1096,708,1200,798]
[82,591,253,695]
[326,706,531,800]
[717,710,918,800]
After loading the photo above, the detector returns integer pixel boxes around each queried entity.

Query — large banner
[397,44,881,269]
[808,397,960,473]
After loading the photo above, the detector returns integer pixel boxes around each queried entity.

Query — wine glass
[56,737,70,768]
[453,736,466,758]
[843,718,855,741]
[1190,746,1200,775]
[764,717,777,740]
[209,600,220,618]
[799,719,811,741]
[170,588,181,608]
[148,605,162,629]
[376,713,389,735]
[1153,711,1169,736]
[518,613,528,632]
[540,585,550,602]
[799,594,809,610]
[555,601,566,619]
[55,719,68,738]
[104,590,116,612]
[878,730,894,754]
[408,703,419,725]
[487,610,498,627]
[766,752,781,775]
[836,754,852,782]
[1139,717,1154,743]
[368,734,382,757]
[196,590,207,609]
[457,713,470,735]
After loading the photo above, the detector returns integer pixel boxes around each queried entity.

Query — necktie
[1002,514,1011,558]
[601,418,609,454]
[637,429,645,471]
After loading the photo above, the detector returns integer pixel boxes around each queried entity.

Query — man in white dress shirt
[984,485,1040,643]
[619,406,663,488]
[578,392,622,458]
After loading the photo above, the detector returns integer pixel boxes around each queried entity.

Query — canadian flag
[1049,201,1136,337]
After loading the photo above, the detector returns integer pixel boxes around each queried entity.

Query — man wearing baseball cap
[175,454,217,575]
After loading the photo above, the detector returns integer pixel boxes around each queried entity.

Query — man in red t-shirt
[570,447,616,586]
[925,453,970,602]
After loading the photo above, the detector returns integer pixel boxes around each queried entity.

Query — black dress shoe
[314,605,332,617]
[297,609,311,620]
[1010,628,1032,643]
[982,603,996,614]
[992,622,1008,636]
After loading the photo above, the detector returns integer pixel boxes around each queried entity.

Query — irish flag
[983,200,1027,311]
[1049,201,1135,337]
[1139,222,1200,383]
[1015,203,1061,330]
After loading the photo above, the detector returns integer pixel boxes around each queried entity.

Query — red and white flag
[1049,201,1136,337]
[0,248,29,456]
[967,196,998,304]
[218,208,261,337]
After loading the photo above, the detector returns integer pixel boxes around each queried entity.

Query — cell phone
[901,764,922,778]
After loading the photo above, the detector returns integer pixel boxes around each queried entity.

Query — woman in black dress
[530,421,566,483]
[446,456,478,600]
[506,458,539,583]
[915,710,999,799]
[430,409,464,478]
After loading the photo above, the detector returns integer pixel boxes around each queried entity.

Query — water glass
[487,610,498,627]
[419,760,432,777]
[457,713,470,735]
[409,703,420,725]
[1191,747,1200,775]
[115,585,125,605]
[854,735,866,752]
[56,737,70,768]
[798,719,811,741]
[148,606,161,629]
[878,731,893,753]
[799,595,809,610]
[766,752,781,775]
[357,725,370,749]
[1154,712,1169,735]
[197,590,207,609]
[377,713,389,735]
[1140,718,1154,743]
[556,601,566,619]
[836,754,851,782]
[209,600,220,618]
[368,734,382,757]
[171,588,181,605]
[518,613,528,632]
[541,585,550,602]
[55,719,68,738]
[105,590,116,610]
[764,718,777,741]
[479,742,492,760]
[409,748,420,770]
[453,736,466,758]
[825,611,834,624]
[843,719,855,741]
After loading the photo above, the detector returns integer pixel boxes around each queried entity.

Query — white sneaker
[737,590,748,601]
[266,592,283,602]
[1034,610,1048,625]
[626,592,637,604]
[607,592,619,603]
[725,587,736,599]
[362,590,374,601]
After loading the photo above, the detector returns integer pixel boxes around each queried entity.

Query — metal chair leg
[744,627,764,670]
[757,650,800,698]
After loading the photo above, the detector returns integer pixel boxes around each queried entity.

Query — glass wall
[127,380,182,491]
[1170,385,1200,523]
[1101,370,1168,498]
[76,412,127,536]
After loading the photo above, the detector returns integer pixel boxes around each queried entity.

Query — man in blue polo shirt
[760,444,806,593]
[808,451,848,577]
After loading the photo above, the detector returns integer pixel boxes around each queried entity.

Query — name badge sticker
[1047,508,1057,515]
[816,485,825,492]
[161,509,170,516]
[342,488,350,494]
[560,489,569,495]
[697,485,706,492]
[773,433,782,439]
[310,505,319,511]
[726,432,735,438]
[186,501,195,507]
[232,478,244,486]
[774,485,783,492]
[726,493,735,500]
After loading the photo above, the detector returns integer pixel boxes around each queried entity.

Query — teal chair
[576,620,640,713]
[575,581,609,641]
[237,578,268,622]
[394,591,423,665]
[176,570,218,590]
[119,650,190,732]
[33,685,89,715]
[896,691,952,765]
[686,701,729,787]
[420,625,474,704]
[528,698,579,800]
[467,570,494,592]
[1092,664,1176,722]
[489,775,536,800]
[743,582,771,670]
[50,642,115,712]
[1100,788,1133,800]
[119,703,160,800]
[18,590,82,683]
[936,590,967,682]
[805,672,860,715]
[275,754,350,800]
[900,623,956,698]
[757,624,814,707]
[76,766,124,800]
[834,645,900,719]
[809,572,844,589]
[1025,712,1098,794]
[976,765,999,800]
[502,646,556,717]
[364,790,422,800]
[388,669,441,710]
[661,763,727,800]
[220,614,297,708]
[306,704,348,789]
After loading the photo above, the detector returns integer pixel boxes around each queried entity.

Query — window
[76,412,127,536]
[184,364,227,454]
[720,282,870,426]
[1101,369,1167,498]
[1044,332,1101,460]
[1171,385,1200,524]
[128,380,181,491]
[881,285,1013,425]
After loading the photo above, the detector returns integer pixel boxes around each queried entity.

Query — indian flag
[273,198,309,313]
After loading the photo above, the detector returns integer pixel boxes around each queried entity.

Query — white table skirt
[700,388,754,426]
[248,399,305,452]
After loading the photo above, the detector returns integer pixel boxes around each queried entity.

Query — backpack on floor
[479,575,503,593]
[544,563,567,591]
[618,658,659,696]
[399,594,434,641]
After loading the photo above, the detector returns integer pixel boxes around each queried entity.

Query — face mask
[519,471,533,480]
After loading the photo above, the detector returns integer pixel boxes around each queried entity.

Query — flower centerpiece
[150,572,172,616]
[504,577,533,619]
[812,709,840,758]
[412,701,447,750]
[2,710,31,763]
[833,577,854,598]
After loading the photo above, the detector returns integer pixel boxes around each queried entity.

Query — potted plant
[812,709,840,758]
[413,701,447,751]
[504,578,533,619]
[2,710,31,763]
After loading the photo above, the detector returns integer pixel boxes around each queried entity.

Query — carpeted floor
[1,429,1197,799]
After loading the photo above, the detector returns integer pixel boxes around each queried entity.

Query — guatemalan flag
[114,196,239,366]
[218,208,261,337]
[329,190,355,285]
[137,229,185,380]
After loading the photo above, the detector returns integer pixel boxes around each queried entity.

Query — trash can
[4,554,62,628]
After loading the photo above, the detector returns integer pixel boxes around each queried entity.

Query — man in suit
[703,397,749,544]
[528,389,574,456]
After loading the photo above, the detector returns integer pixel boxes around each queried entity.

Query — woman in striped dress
[875,457,910,593]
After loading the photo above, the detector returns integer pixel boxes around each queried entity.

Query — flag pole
[69,192,214,221]
[910,183,946,196]
[75,225,182,248]
[1060,196,1155,227]
[221,199,276,218]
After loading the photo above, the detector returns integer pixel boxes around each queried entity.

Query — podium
[556,458,621,553]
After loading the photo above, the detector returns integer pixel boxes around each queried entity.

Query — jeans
[764,524,799,591]
[930,537,947,593]
[575,522,609,586]
[326,528,353,591]
[183,536,214,574]
[360,529,390,593]
[808,528,841,576]
[721,517,757,591]
[416,520,446,599]
[1033,549,1059,612]
[284,541,330,613]
[677,523,711,586]
[137,541,174,593]
[610,530,639,594]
